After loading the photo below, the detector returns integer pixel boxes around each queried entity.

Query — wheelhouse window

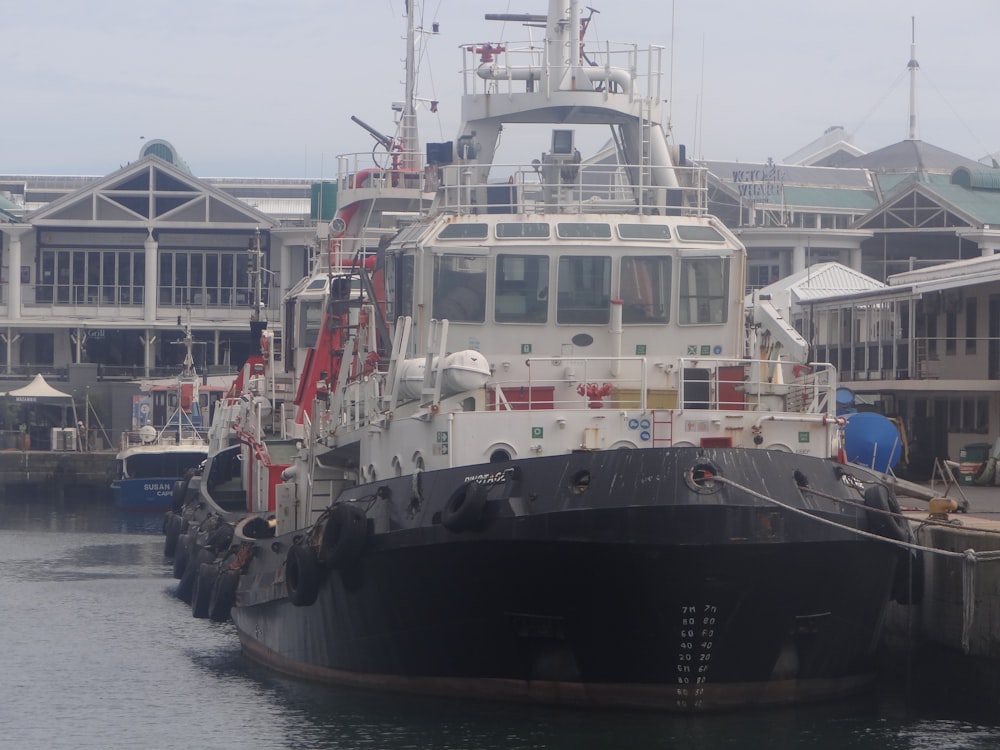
[438,223,489,240]
[433,255,486,323]
[387,253,415,324]
[677,225,725,243]
[618,223,671,240]
[494,254,549,323]
[556,223,612,239]
[557,256,611,325]
[298,298,324,347]
[621,256,671,324]
[678,256,729,325]
[497,222,550,239]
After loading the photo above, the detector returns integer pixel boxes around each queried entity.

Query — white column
[7,229,23,317]
[848,247,862,271]
[791,243,806,274]
[144,230,158,323]
[280,240,293,303]
[141,330,157,378]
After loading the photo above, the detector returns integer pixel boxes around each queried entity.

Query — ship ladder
[638,98,653,211]
[651,408,673,448]
[269,328,282,363]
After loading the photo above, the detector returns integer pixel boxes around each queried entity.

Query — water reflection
[0,494,164,535]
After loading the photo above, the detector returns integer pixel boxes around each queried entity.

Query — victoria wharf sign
[731,160,786,199]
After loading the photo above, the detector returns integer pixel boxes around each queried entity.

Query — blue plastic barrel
[843,412,903,473]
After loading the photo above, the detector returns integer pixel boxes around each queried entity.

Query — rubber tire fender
[208,568,240,622]
[863,484,909,542]
[441,481,488,532]
[177,547,215,605]
[171,479,187,513]
[318,503,369,567]
[206,523,234,553]
[191,562,219,619]
[172,533,192,579]
[286,544,322,607]
[163,512,182,558]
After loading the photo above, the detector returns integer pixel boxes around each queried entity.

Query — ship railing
[484,357,837,415]
[118,428,208,451]
[677,358,838,415]
[460,38,663,104]
[335,152,428,196]
[490,356,649,411]
[436,161,708,217]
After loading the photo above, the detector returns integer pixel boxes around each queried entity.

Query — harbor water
[3,493,1000,750]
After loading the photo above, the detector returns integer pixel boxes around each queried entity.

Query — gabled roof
[26,155,277,228]
[784,126,866,167]
[889,251,1000,287]
[858,167,1000,229]
[839,139,982,173]
[767,262,886,302]
[796,253,1000,311]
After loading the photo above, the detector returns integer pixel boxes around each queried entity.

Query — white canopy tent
[1,374,79,450]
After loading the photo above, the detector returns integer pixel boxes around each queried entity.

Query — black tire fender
[286,544,321,607]
[318,503,369,567]
[163,512,181,558]
[207,524,234,552]
[172,533,192,579]
[441,481,488,532]
[177,547,215,605]
[171,479,187,512]
[191,562,219,619]
[863,484,909,542]
[208,568,240,622]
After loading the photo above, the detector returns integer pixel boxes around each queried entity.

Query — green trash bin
[959,442,992,485]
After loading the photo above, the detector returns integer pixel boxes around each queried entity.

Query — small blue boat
[112,327,209,510]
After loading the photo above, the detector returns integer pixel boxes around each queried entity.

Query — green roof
[762,185,878,211]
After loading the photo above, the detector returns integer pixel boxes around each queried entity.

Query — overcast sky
[5,0,1000,177]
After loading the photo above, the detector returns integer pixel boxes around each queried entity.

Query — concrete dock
[0,449,117,501]
[878,481,1000,710]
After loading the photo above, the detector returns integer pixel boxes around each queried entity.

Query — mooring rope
[707,472,1000,655]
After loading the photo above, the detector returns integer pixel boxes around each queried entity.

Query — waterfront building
[0,143,323,379]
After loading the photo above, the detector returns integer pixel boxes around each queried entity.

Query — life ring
[441,481,489,532]
[191,561,219,619]
[286,544,322,607]
[318,503,369,567]
[209,567,240,622]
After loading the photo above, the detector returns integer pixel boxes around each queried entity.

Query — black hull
[219,447,908,712]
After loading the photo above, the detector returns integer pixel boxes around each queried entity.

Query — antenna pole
[399,0,420,170]
[907,16,919,141]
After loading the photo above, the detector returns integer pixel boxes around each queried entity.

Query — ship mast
[397,0,420,170]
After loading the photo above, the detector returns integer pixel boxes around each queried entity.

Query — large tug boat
[165,1,919,711]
